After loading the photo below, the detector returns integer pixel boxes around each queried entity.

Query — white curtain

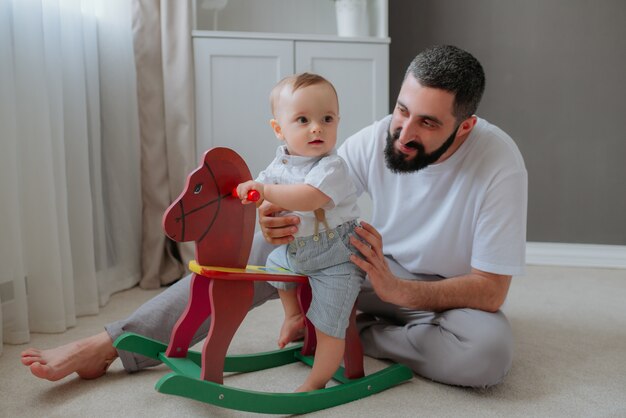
[132,0,196,289]
[0,0,141,355]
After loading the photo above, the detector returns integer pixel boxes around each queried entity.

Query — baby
[236,73,364,392]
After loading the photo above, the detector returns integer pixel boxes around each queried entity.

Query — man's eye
[324,116,334,123]
[297,116,308,123]
[193,184,203,194]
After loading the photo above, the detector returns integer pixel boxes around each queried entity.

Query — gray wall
[389,0,626,245]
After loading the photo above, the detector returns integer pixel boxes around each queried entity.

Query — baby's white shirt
[256,145,360,238]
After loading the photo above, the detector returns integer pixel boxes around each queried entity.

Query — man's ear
[457,115,477,137]
[270,119,284,140]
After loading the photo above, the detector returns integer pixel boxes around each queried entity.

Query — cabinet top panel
[192,30,390,45]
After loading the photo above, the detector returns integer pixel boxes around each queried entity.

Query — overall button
[328,232,335,239]
[313,235,319,242]
[281,159,288,164]
[299,241,305,247]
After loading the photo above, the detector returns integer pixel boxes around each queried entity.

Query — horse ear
[203,148,214,167]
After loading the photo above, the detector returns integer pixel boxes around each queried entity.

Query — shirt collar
[276,144,336,166]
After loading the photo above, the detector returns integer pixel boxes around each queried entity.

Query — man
[22,45,527,388]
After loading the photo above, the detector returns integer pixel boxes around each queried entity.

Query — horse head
[162,147,256,268]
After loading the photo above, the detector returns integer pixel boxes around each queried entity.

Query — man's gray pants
[106,233,513,388]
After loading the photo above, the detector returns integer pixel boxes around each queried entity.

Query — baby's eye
[193,183,203,194]
[324,116,334,123]
[297,116,308,123]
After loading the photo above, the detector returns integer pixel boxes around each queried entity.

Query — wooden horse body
[114,147,412,414]
[160,147,257,382]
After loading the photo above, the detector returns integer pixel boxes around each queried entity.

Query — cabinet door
[295,41,389,147]
[193,38,293,177]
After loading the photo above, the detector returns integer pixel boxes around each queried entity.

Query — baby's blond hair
[269,73,338,117]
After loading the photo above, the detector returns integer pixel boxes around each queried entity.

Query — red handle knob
[246,190,260,202]
[232,188,260,202]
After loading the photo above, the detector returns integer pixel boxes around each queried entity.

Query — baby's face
[273,83,339,157]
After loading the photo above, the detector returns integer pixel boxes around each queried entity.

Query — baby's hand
[236,181,264,204]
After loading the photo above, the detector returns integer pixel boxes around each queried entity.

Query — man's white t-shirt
[338,115,527,278]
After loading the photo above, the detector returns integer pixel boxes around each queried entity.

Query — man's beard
[384,124,459,173]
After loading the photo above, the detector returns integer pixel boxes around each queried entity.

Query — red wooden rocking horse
[114,147,412,414]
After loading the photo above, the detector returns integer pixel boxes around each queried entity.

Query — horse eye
[193,184,203,194]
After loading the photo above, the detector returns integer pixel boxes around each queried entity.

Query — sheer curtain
[0,0,141,355]
[132,0,196,289]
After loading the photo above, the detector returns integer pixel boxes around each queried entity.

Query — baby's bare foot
[21,331,118,381]
[295,382,325,392]
[277,314,305,349]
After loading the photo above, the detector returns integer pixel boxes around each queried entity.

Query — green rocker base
[114,332,413,415]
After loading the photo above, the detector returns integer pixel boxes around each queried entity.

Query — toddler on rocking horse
[236,73,364,392]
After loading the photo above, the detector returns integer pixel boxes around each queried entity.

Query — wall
[389,0,626,245]
[194,0,387,37]
[195,0,336,34]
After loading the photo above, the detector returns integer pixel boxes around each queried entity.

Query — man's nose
[311,123,322,133]
[397,122,418,144]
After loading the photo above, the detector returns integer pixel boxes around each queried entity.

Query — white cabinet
[194,36,293,177]
[295,41,388,150]
[193,31,389,181]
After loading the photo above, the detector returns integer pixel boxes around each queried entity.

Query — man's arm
[350,221,511,313]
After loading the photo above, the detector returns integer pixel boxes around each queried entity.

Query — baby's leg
[277,288,305,349]
[296,329,344,392]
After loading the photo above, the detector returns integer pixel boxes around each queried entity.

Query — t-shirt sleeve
[255,160,275,184]
[255,169,267,183]
[471,169,528,276]
[304,156,355,209]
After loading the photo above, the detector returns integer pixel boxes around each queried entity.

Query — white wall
[195,0,387,37]
[196,0,337,34]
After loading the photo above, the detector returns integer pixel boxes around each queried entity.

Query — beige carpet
[1,265,625,417]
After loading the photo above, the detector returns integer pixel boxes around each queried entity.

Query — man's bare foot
[277,313,305,349]
[20,331,118,381]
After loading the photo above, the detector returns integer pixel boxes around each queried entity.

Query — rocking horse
[113,147,412,414]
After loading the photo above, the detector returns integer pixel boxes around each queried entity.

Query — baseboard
[526,242,626,269]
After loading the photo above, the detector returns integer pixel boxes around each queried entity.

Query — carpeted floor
[1,265,625,417]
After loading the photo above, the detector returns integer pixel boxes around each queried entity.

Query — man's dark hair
[405,45,485,121]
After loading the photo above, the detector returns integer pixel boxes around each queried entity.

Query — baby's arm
[236,181,330,211]
[264,183,330,211]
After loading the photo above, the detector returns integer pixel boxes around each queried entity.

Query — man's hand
[258,201,300,245]
[350,221,512,312]
[349,221,400,303]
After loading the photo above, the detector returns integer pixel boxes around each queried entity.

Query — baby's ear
[270,119,284,140]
